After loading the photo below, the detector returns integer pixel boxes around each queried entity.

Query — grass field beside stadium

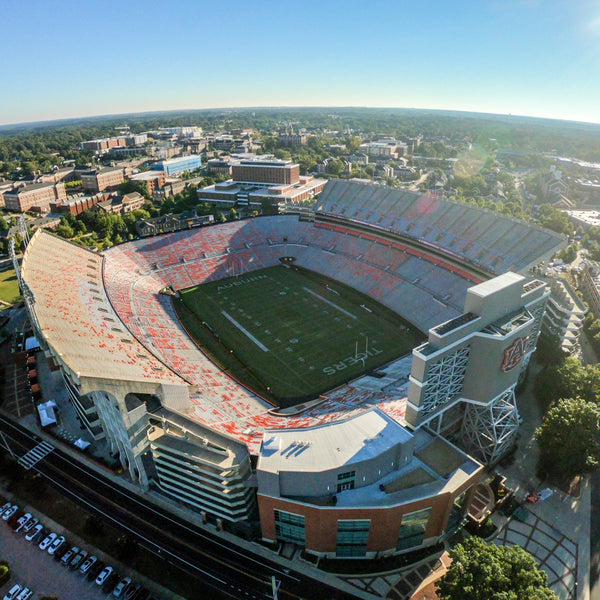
[174,265,422,404]
[0,269,20,306]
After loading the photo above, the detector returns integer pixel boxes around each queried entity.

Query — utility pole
[271,576,281,600]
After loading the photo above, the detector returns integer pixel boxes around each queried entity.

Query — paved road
[590,470,600,600]
[0,413,366,600]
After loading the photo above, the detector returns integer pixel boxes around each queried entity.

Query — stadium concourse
[20,179,566,560]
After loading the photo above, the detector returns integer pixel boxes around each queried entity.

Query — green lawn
[174,265,422,405]
[0,268,20,306]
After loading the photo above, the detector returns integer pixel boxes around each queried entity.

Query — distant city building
[578,261,600,319]
[232,156,300,185]
[207,157,233,177]
[135,212,214,237]
[278,133,307,146]
[360,139,407,160]
[81,167,125,193]
[109,146,147,159]
[81,134,147,153]
[346,153,369,165]
[405,135,422,154]
[38,167,76,184]
[539,167,568,200]
[565,209,600,230]
[49,193,107,216]
[198,176,326,209]
[3,182,67,212]
[570,178,600,206]
[151,155,203,176]
[394,165,418,180]
[208,134,243,152]
[96,191,145,215]
[81,137,126,153]
[130,171,167,194]
[198,155,325,208]
[157,126,203,138]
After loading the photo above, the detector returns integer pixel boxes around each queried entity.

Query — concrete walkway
[493,364,591,600]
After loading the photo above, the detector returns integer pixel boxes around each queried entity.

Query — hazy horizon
[3,105,600,133]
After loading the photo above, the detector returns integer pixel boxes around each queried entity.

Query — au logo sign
[501,337,529,373]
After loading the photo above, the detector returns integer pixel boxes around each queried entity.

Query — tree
[536,397,600,481]
[115,534,138,561]
[0,562,9,586]
[327,159,345,176]
[437,537,558,600]
[55,223,74,239]
[534,331,567,367]
[534,356,585,409]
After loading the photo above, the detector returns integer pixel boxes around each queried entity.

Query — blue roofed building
[151,154,203,176]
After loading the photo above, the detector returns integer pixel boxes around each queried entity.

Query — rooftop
[155,154,202,165]
[130,171,166,181]
[258,409,411,474]
[467,271,524,300]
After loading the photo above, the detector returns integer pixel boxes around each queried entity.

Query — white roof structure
[259,409,412,474]
[37,400,57,427]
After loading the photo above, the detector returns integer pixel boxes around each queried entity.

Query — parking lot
[0,504,160,600]
[0,515,111,600]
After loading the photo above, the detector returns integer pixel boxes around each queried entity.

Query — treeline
[52,184,238,249]
[3,108,600,180]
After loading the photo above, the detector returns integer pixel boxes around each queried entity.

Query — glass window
[337,470,356,493]
[274,510,305,545]
[336,519,370,557]
[396,508,431,551]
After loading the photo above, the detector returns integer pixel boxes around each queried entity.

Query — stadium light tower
[18,214,30,247]
[9,237,21,287]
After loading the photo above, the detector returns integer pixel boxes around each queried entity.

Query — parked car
[95,565,113,585]
[18,516,38,534]
[14,513,32,533]
[87,560,105,581]
[53,542,71,561]
[112,576,131,598]
[48,534,66,556]
[79,554,97,574]
[38,532,57,551]
[102,571,120,595]
[123,583,140,600]
[2,584,22,600]
[2,505,18,521]
[15,588,33,600]
[25,523,44,543]
[0,502,12,518]
[60,546,78,566]
[132,586,150,600]
[69,549,87,570]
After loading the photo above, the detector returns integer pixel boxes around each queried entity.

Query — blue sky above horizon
[2,0,600,126]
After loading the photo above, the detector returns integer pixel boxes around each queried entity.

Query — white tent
[37,400,57,427]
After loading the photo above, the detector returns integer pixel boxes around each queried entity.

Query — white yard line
[303,287,357,319]
[221,311,270,352]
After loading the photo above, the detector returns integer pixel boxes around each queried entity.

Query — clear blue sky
[2,0,600,125]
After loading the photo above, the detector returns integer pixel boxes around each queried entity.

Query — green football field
[174,265,422,404]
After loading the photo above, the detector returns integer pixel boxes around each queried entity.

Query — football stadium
[20,179,565,559]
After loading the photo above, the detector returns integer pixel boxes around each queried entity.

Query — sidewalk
[493,365,591,600]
